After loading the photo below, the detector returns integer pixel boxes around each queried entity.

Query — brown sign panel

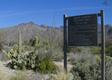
[68,14,98,46]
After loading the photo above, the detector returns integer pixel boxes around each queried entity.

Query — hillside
[0,22,111,46]
[0,22,112,80]
[0,22,63,47]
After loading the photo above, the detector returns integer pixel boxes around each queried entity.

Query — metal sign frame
[63,10,105,80]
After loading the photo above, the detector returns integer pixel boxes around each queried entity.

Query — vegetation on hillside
[0,22,112,80]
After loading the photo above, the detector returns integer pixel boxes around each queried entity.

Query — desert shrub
[69,52,97,65]
[38,48,63,61]
[5,35,57,74]
[90,47,100,55]
[106,44,112,57]
[71,54,112,80]
[52,49,63,61]
[0,42,3,51]
[7,51,38,70]
[6,49,57,73]
[71,61,101,80]
[105,56,112,80]
[38,58,57,74]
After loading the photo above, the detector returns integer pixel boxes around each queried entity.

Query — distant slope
[0,22,111,46]
[0,22,63,47]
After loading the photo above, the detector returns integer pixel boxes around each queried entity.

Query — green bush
[106,45,112,57]
[7,48,57,73]
[90,47,100,55]
[38,58,57,74]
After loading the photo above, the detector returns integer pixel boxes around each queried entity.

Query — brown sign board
[68,14,98,46]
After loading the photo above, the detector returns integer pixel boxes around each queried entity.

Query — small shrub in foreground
[38,58,57,74]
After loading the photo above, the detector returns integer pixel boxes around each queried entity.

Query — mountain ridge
[0,22,111,46]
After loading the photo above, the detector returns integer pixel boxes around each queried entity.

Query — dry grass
[54,61,73,72]
[0,61,14,80]
[0,61,73,80]
[0,61,42,80]
[49,70,73,80]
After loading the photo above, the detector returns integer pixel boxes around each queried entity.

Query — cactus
[18,27,22,54]
[4,34,57,73]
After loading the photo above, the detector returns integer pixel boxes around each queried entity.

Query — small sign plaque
[68,14,98,46]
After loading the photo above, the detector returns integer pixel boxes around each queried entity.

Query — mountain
[105,25,112,43]
[97,24,112,44]
[0,22,63,47]
[0,22,111,46]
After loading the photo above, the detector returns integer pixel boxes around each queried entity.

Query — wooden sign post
[63,14,67,71]
[99,10,105,80]
[63,10,105,80]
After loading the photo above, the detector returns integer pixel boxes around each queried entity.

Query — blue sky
[0,0,112,28]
